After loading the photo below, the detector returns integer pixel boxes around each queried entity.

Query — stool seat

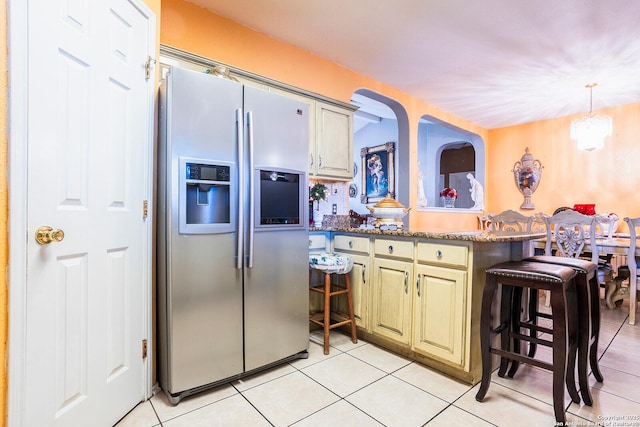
[309,252,354,274]
[309,253,357,354]
[476,260,579,425]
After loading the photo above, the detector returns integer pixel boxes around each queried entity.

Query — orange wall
[487,102,640,232]
[161,0,487,231]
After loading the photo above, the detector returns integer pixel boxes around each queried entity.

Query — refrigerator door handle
[236,107,244,270]
[247,110,255,268]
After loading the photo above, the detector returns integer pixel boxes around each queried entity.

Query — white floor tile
[161,394,270,427]
[114,400,160,427]
[425,405,494,427]
[241,371,339,427]
[292,399,384,427]
[346,375,449,427]
[346,342,412,373]
[150,384,238,422]
[392,362,472,403]
[119,294,639,427]
[301,352,386,397]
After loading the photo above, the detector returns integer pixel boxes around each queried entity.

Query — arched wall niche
[350,89,410,212]
[418,114,486,211]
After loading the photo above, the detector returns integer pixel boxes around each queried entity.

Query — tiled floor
[117,299,640,427]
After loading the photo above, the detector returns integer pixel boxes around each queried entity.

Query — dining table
[529,234,638,321]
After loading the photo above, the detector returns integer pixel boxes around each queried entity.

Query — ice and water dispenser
[179,157,235,234]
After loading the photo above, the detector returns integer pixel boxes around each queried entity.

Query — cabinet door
[413,264,467,365]
[314,102,353,179]
[334,252,370,331]
[371,258,413,345]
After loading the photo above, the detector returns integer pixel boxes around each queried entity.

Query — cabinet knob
[436,250,442,258]
[349,240,353,248]
[388,245,394,254]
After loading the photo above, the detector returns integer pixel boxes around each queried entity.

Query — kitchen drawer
[416,242,468,268]
[374,238,414,260]
[309,233,327,253]
[334,234,370,254]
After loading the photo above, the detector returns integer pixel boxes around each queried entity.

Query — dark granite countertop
[309,226,544,243]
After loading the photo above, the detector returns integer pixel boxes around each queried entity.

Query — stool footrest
[310,285,349,297]
[510,331,552,348]
[490,347,553,371]
[518,322,553,336]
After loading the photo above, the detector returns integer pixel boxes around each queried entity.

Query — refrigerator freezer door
[159,67,244,394]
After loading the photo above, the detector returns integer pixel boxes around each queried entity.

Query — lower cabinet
[333,235,371,331]
[413,264,467,365]
[371,257,413,345]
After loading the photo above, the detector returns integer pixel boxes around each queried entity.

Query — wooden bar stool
[309,253,358,354]
[476,260,579,425]
[524,255,603,406]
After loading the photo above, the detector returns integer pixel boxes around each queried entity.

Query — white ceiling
[185,0,640,129]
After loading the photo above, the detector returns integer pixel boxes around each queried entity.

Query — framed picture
[360,141,395,204]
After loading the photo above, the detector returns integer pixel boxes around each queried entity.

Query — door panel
[23,0,154,425]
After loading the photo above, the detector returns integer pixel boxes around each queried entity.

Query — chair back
[486,209,534,234]
[544,209,602,262]
[624,217,640,278]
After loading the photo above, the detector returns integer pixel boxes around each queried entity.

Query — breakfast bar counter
[308,227,543,384]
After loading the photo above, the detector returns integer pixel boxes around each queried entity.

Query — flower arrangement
[310,182,328,202]
[440,187,458,199]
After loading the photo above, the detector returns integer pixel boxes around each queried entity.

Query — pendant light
[570,83,612,152]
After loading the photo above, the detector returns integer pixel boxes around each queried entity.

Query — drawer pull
[416,274,421,297]
[436,250,442,258]
[388,245,394,254]
[349,240,353,249]
[309,239,312,247]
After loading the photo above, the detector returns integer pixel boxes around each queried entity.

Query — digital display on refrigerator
[258,170,301,225]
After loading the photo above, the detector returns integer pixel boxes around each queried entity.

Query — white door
[9,0,155,426]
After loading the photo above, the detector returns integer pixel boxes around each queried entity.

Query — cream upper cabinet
[312,101,354,180]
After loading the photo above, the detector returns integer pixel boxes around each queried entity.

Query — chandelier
[570,83,612,152]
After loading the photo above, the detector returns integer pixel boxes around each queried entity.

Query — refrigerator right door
[243,86,310,371]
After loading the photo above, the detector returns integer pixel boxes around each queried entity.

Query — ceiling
[186,0,640,129]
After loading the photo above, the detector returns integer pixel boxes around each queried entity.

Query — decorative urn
[512,147,543,210]
[365,197,410,229]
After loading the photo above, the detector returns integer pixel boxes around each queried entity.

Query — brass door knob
[35,226,65,245]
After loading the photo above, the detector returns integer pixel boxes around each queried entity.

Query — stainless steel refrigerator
[157,66,310,404]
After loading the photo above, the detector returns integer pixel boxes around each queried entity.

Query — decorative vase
[313,210,324,227]
[512,147,543,210]
[443,196,456,208]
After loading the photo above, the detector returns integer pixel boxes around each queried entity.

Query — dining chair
[623,217,640,325]
[486,209,534,234]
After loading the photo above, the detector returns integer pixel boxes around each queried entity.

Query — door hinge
[142,339,148,359]
[144,56,156,80]
[143,200,148,219]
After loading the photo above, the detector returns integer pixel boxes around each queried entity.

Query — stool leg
[498,284,514,377]
[575,274,593,406]
[508,286,527,378]
[564,279,581,405]
[344,273,358,344]
[588,275,604,383]
[476,274,498,402]
[527,288,538,358]
[323,272,331,355]
[549,287,568,425]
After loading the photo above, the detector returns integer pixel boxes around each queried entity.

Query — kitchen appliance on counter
[157,66,309,404]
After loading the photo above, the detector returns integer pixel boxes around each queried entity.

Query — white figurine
[417,161,428,207]
[467,173,484,210]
